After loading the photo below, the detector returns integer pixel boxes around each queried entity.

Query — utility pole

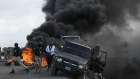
[4,48,7,61]
[0,47,1,60]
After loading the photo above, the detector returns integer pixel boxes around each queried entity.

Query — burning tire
[6,60,20,66]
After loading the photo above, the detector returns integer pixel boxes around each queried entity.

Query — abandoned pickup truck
[51,39,107,79]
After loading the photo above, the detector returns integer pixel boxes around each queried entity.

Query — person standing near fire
[46,42,55,71]
[33,41,43,72]
[10,43,29,74]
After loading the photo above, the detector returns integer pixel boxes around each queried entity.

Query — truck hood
[57,52,88,65]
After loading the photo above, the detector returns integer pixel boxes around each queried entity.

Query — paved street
[0,57,132,79]
[0,63,73,79]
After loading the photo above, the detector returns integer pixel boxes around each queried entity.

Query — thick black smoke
[83,25,140,79]
[42,0,106,34]
[98,0,140,79]
[27,0,106,46]
[26,0,140,79]
[83,0,140,79]
[100,0,140,26]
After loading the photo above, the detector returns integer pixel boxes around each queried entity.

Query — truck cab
[51,39,107,79]
[60,36,80,48]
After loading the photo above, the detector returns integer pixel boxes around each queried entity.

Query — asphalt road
[0,57,132,79]
[0,63,73,79]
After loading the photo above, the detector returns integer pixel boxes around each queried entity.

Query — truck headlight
[56,57,62,62]
[61,45,64,49]
[78,65,84,69]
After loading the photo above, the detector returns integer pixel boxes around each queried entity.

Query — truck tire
[78,73,90,79]
[51,65,58,75]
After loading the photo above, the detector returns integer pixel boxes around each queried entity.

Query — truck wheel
[78,73,90,79]
[51,65,58,75]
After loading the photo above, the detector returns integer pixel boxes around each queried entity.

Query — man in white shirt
[46,42,55,55]
[46,42,55,71]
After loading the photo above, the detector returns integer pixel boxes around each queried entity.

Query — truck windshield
[64,43,91,59]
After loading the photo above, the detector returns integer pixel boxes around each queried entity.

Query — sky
[0,0,140,49]
[0,0,45,48]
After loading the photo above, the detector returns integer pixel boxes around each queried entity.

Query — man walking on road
[46,42,55,71]
[33,41,43,72]
[10,43,29,74]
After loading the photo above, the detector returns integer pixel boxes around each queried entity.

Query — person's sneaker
[9,69,15,74]
[25,69,29,73]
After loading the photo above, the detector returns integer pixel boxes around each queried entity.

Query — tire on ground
[78,73,90,79]
[51,65,58,75]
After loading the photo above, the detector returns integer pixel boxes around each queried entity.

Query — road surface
[0,63,73,79]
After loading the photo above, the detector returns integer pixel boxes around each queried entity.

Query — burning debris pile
[21,47,48,67]
[7,47,48,67]
[22,47,35,66]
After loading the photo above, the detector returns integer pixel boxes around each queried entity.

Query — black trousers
[46,53,53,70]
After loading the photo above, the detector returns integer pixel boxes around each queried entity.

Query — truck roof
[67,39,94,49]
[61,36,80,40]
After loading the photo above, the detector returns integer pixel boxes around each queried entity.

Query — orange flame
[22,47,48,67]
[7,57,15,63]
[22,47,35,65]
[41,55,48,67]
[7,47,48,67]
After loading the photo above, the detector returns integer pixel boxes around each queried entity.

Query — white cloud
[0,0,45,48]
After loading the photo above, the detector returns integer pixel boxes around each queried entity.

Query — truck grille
[63,61,77,67]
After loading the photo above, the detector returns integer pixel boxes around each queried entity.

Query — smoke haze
[27,0,140,79]
[101,0,140,26]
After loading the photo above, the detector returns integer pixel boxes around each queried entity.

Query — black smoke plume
[83,0,140,78]
[26,0,140,79]
[27,0,106,46]
[83,25,140,79]
[97,0,140,79]
[100,0,140,26]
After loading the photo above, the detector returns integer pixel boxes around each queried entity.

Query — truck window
[64,43,90,59]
